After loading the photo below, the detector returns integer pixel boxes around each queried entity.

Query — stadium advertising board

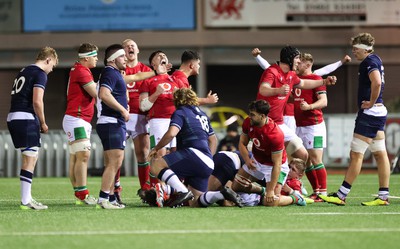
[23,0,195,32]
[205,0,400,27]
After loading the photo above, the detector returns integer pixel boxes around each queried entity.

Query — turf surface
[1,174,399,249]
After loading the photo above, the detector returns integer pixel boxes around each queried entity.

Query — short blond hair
[36,46,58,63]
[300,53,313,64]
[122,39,134,48]
[289,158,306,173]
[174,88,199,107]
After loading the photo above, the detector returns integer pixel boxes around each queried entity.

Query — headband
[107,49,125,62]
[78,50,97,58]
[353,44,373,50]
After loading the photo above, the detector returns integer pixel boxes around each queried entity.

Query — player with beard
[96,44,130,209]
[231,100,306,207]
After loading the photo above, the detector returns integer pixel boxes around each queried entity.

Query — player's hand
[361,100,374,109]
[342,55,351,63]
[245,159,257,171]
[155,84,166,95]
[279,84,290,95]
[265,191,276,203]
[40,123,48,133]
[121,109,130,122]
[165,63,173,72]
[155,63,172,74]
[300,101,311,111]
[206,90,219,104]
[324,76,337,86]
[252,48,261,57]
[147,148,158,161]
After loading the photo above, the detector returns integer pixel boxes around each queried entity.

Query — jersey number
[11,76,26,95]
[196,115,209,132]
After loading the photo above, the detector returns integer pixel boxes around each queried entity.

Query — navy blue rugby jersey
[357,54,385,109]
[98,66,128,122]
[9,65,47,114]
[170,105,215,158]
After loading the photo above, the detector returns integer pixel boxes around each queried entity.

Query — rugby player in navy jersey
[320,33,391,206]
[96,44,129,209]
[7,47,58,210]
[147,88,241,208]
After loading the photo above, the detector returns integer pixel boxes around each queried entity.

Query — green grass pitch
[1,174,400,249]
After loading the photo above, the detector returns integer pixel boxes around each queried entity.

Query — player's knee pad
[21,146,39,157]
[286,136,303,156]
[369,139,386,153]
[70,140,91,154]
[234,174,252,188]
[350,137,369,154]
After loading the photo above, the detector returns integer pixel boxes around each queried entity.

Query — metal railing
[1,114,399,177]
[0,130,137,177]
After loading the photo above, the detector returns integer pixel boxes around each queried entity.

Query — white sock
[21,181,32,205]
[159,169,188,193]
[338,186,350,200]
[20,169,33,205]
[199,191,224,206]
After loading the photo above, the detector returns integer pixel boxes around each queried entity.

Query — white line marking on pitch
[290,212,400,215]
[2,228,400,236]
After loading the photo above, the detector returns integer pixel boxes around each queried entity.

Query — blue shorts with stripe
[7,118,41,148]
[96,123,126,151]
[354,111,387,138]
[164,148,213,192]
[212,153,238,186]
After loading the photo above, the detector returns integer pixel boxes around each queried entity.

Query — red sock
[149,172,159,189]
[305,166,319,194]
[75,189,89,200]
[114,168,121,186]
[314,163,327,193]
[137,162,151,190]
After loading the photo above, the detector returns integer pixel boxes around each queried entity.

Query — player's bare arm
[297,76,337,90]
[361,70,382,109]
[300,93,327,111]
[99,86,129,122]
[33,87,48,133]
[208,134,218,155]
[238,133,256,170]
[82,81,97,98]
[259,82,289,97]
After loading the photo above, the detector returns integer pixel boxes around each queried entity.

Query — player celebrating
[121,39,153,201]
[256,46,337,162]
[231,100,306,207]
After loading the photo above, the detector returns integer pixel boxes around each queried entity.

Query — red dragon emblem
[210,0,244,19]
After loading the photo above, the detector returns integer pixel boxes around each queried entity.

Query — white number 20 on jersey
[11,76,26,95]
